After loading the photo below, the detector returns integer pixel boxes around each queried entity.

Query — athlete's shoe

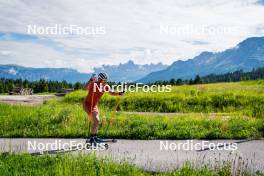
[94,136,104,143]
[85,137,96,145]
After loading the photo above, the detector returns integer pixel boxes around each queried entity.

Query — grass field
[0,153,260,176]
[0,101,262,139]
[64,80,264,118]
[0,81,263,139]
[0,81,264,175]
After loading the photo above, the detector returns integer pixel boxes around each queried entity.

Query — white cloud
[0,0,264,71]
[0,41,101,73]
[0,50,13,56]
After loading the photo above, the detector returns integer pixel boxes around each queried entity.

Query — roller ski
[85,136,117,150]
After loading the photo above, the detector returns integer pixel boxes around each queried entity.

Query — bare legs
[90,110,100,135]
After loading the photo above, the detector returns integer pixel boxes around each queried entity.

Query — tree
[38,79,48,92]
[189,79,194,85]
[0,83,3,93]
[169,78,176,85]
[176,79,183,85]
[23,79,29,88]
[74,82,83,90]
[194,75,201,84]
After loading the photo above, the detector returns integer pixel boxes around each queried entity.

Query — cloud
[0,0,264,72]
[0,50,13,56]
[0,40,103,73]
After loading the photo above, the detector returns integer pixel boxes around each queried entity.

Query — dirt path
[0,138,263,172]
[0,95,56,105]
[120,111,232,116]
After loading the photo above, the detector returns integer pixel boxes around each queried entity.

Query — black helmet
[98,72,108,81]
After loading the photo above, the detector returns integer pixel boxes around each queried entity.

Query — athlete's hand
[89,74,96,82]
[118,91,125,96]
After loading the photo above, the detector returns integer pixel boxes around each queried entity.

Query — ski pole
[88,74,96,137]
[103,95,122,137]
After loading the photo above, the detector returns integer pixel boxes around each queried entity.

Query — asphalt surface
[0,138,263,173]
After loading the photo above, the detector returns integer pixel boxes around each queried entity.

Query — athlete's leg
[90,106,100,135]
[91,111,100,136]
[83,102,99,135]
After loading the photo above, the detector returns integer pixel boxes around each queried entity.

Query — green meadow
[65,80,264,118]
[0,153,259,176]
[0,80,264,176]
[0,80,263,139]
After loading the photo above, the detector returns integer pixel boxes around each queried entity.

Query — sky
[0,0,264,73]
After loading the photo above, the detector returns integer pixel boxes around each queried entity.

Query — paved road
[0,138,263,173]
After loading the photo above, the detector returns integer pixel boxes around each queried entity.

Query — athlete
[83,73,124,144]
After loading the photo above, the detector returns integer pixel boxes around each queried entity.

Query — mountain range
[0,65,89,83]
[0,61,167,83]
[1,36,264,83]
[138,36,264,83]
[94,60,167,82]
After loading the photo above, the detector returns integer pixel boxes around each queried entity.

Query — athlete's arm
[109,91,121,96]
[84,80,93,90]
[109,90,125,96]
[84,74,96,90]
[84,81,90,90]
[105,84,124,96]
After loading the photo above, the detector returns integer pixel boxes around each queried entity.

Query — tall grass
[0,101,263,139]
[64,81,264,118]
[0,81,263,139]
[0,153,260,176]
[0,153,146,176]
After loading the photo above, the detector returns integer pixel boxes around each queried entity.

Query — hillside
[138,36,264,83]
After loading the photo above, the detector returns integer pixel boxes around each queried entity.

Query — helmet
[98,72,108,81]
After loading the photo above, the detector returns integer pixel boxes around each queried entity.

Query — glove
[118,90,125,95]
[89,74,96,81]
